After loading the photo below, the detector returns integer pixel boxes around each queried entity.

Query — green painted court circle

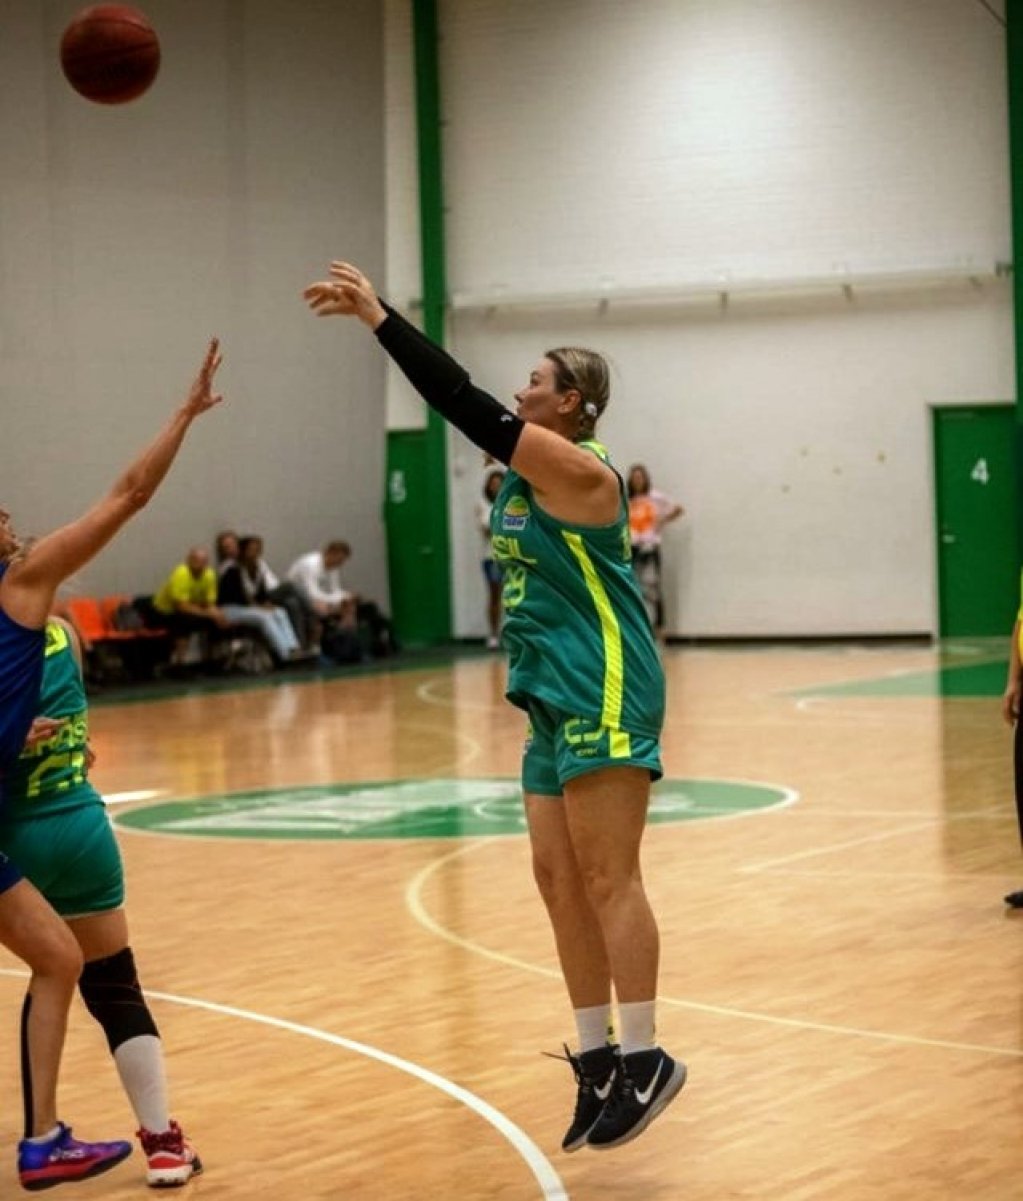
[113,777,797,841]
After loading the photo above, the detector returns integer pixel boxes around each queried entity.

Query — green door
[384,429,449,646]
[932,404,1018,636]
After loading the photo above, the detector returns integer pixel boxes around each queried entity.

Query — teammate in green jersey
[305,262,685,1153]
[6,618,202,1187]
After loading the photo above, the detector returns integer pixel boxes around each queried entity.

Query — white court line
[383,718,486,774]
[743,866,1023,883]
[103,790,165,806]
[739,808,1007,874]
[792,695,936,721]
[406,843,1022,1061]
[416,677,505,713]
[417,678,879,730]
[740,820,943,872]
[0,968,568,1201]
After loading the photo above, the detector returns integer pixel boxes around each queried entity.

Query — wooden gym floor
[0,642,1020,1200]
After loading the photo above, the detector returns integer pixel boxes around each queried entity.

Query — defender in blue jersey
[2,619,201,1186]
[305,262,685,1153]
[0,340,223,1189]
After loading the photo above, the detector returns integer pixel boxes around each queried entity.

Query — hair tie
[583,401,598,419]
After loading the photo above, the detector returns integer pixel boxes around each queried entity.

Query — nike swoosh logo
[634,1060,664,1106]
[594,1080,613,1101]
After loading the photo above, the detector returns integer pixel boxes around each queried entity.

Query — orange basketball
[60,5,160,105]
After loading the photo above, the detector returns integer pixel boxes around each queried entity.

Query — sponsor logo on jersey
[502,495,530,532]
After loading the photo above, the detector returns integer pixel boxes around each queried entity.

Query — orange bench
[62,596,169,681]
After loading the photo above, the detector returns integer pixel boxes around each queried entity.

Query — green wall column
[383,0,452,646]
[1007,0,1023,551]
[412,0,452,638]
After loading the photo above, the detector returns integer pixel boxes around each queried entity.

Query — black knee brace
[79,947,159,1053]
[21,992,33,1139]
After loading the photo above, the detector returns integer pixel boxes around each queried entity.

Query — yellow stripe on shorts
[609,728,632,759]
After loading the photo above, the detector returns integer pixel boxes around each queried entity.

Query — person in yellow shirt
[1001,572,1023,909]
[147,547,228,665]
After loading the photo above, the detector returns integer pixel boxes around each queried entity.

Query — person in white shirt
[286,541,360,662]
[286,541,354,618]
[287,541,398,663]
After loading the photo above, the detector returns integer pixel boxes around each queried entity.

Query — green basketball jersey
[492,444,665,738]
[4,621,99,817]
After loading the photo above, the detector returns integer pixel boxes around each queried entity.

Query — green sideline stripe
[89,646,486,710]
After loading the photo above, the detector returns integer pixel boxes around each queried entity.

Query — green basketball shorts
[0,801,124,917]
[521,697,663,797]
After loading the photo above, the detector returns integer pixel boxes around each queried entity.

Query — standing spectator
[626,464,684,638]
[1001,573,1023,909]
[478,466,506,650]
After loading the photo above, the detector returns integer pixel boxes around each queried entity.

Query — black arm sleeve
[374,303,525,465]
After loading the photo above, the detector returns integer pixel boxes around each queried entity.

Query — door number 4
[970,458,990,485]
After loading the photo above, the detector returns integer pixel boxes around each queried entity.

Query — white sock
[574,1004,613,1053]
[113,1035,171,1133]
[618,1001,657,1055]
[25,1125,61,1145]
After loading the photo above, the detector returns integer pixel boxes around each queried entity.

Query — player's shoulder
[577,439,611,463]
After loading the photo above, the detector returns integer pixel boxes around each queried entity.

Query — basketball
[60,5,160,105]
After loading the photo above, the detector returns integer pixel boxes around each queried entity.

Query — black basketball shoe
[586,1046,686,1150]
[546,1043,619,1153]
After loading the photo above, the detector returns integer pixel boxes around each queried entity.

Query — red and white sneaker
[137,1121,202,1189]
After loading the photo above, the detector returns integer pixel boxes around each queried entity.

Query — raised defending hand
[303,261,387,330]
[185,338,224,416]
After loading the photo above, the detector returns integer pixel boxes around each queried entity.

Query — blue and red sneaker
[18,1122,132,1191]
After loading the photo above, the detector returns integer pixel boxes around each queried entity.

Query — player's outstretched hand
[303,261,387,330]
[185,338,224,417]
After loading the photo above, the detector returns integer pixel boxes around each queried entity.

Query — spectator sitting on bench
[218,537,309,664]
[214,530,239,578]
[287,540,397,662]
[146,546,230,666]
[232,535,316,653]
